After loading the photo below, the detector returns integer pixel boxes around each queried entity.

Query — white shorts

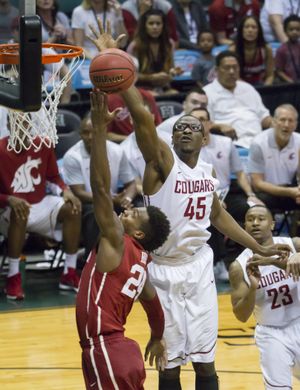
[255,318,300,389]
[0,195,64,241]
[148,244,218,369]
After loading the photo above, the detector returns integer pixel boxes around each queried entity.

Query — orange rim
[0,43,83,65]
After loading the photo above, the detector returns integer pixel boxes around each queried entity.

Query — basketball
[89,48,136,93]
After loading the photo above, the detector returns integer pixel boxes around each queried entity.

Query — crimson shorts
[81,334,145,390]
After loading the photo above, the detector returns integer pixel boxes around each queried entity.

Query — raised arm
[90,90,124,272]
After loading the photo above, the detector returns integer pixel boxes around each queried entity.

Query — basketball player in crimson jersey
[0,122,82,300]
[76,90,170,390]
[229,205,300,389]
[87,21,292,390]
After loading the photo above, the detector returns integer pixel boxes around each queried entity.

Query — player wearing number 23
[229,205,300,390]
[75,90,171,390]
[88,20,292,390]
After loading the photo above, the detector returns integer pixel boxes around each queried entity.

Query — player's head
[172,114,205,155]
[284,14,300,42]
[119,206,170,252]
[216,51,240,91]
[80,112,93,153]
[244,205,274,244]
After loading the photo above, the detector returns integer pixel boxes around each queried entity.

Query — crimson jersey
[76,234,150,343]
[0,137,66,208]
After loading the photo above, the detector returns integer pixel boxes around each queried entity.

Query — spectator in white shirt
[63,111,137,258]
[249,104,300,213]
[204,50,273,149]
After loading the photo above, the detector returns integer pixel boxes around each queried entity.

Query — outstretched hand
[256,243,291,259]
[90,89,122,128]
[145,338,167,372]
[87,19,126,52]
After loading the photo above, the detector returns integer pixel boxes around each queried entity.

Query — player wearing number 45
[75,90,171,390]
[229,205,300,390]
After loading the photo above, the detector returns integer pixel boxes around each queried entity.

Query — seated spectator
[63,112,138,259]
[37,0,73,45]
[249,104,300,221]
[72,0,127,59]
[167,0,208,50]
[209,0,260,45]
[203,51,273,149]
[260,0,300,43]
[194,106,263,280]
[0,124,82,300]
[0,0,18,43]
[191,29,217,87]
[127,9,182,96]
[275,15,300,83]
[230,15,274,86]
[107,88,162,143]
[121,0,178,44]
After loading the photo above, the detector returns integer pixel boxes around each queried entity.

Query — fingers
[97,17,104,35]
[106,20,112,36]
[89,23,99,39]
[116,34,127,48]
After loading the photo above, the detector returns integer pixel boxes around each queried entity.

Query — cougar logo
[11,156,42,193]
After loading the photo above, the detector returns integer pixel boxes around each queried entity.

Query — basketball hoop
[0,43,84,153]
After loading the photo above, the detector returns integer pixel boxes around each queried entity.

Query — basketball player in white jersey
[229,205,300,390]
[88,21,292,390]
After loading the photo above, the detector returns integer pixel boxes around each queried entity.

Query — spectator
[72,0,127,59]
[203,51,273,149]
[63,111,138,258]
[107,88,162,143]
[209,0,260,45]
[194,106,262,281]
[0,0,18,43]
[191,29,217,87]
[0,124,82,300]
[168,0,208,50]
[275,15,300,83]
[121,0,178,44]
[230,15,274,86]
[127,8,182,96]
[229,205,300,390]
[249,104,300,214]
[260,0,300,43]
[37,0,73,45]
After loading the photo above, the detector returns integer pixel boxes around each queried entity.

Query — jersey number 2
[121,264,146,300]
[184,196,206,220]
[267,284,293,310]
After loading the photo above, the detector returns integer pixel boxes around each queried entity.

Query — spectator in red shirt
[209,0,260,45]
[121,0,178,44]
[275,15,300,83]
[0,130,82,300]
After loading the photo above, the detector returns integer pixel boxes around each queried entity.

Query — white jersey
[144,149,219,262]
[236,237,300,327]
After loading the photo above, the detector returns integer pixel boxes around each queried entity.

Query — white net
[0,47,84,153]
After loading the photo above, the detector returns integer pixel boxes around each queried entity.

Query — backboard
[0,0,42,111]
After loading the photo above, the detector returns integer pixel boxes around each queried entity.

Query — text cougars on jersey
[174,179,215,194]
[257,269,290,289]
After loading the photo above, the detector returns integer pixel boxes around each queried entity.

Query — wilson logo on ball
[93,74,124,84]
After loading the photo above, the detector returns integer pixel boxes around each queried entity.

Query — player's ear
[270,220,275,231]
[133,230,145,241]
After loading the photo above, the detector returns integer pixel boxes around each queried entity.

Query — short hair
[215,50,240,67]
[245,205,274,219]
[172,114,205,134]
[185,87,207,99]
[197,29,216,44]
[139,206,171,252]
[189,106,210,120]
[274,104,298,120]
[284,14,300,32]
